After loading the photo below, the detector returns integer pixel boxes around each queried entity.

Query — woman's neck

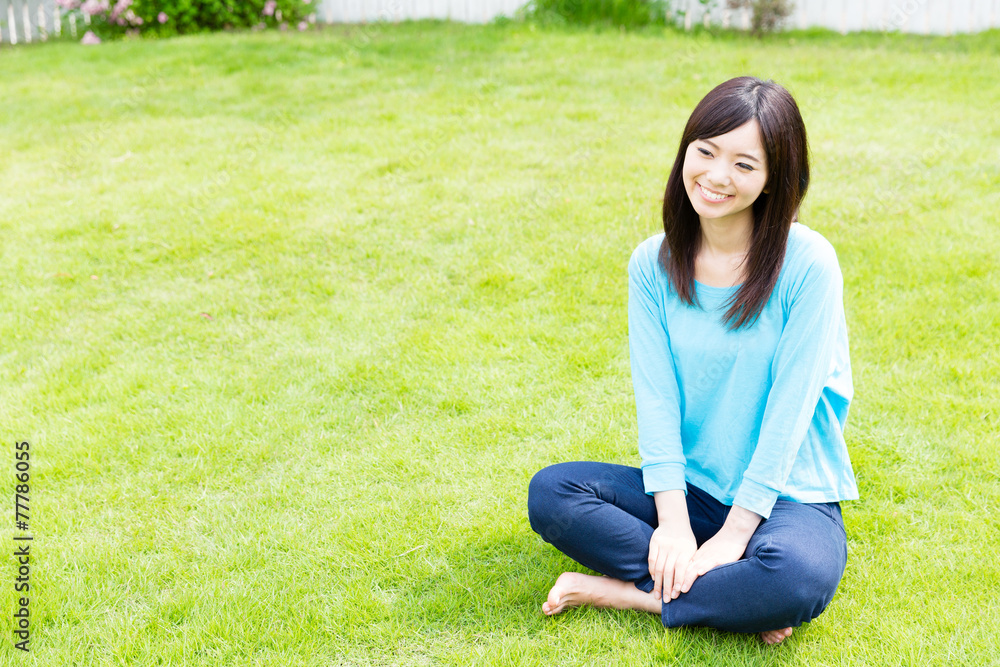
[698,215,752,257]
[693,215,753,288]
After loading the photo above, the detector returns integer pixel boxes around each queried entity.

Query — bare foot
[760,627,793,645]
[541,572,662,616]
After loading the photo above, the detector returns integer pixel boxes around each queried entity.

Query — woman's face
[682,119,770,229]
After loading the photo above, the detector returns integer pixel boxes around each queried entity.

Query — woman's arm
[733,238,846,519]
[628,240,698,601]
[681,236,846,592]
[628,240,687,497]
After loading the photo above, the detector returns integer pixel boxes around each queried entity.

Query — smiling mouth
[697,183,733,201]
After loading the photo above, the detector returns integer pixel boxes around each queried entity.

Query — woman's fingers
[680,557,704,593]
[672,547,697,598]
[662,552,679,601]
[649,546,666,600]
[671,553,691,599]
[680,531,749,593]
[648,526,699,602]
[651,548,678,602]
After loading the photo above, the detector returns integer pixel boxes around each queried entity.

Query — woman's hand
[648,525,697,602]
[649,489,697,602]
[679,505,762,593]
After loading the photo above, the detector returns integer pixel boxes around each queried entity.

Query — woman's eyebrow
[700,139,763,164]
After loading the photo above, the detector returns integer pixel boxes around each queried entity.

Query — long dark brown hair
[660,76,809,329]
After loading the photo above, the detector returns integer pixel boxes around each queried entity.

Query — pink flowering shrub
[57,0,311,41]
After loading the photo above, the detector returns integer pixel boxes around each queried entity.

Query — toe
[760,627,793,645]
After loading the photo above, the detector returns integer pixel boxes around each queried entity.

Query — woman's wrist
[721,504,763,542]
[652,489,693,532]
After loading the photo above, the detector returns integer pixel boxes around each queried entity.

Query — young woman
[527,76,858,645]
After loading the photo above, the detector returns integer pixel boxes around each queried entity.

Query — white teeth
[699,184,731,201]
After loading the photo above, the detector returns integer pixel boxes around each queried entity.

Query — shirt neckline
[694,279,741,295]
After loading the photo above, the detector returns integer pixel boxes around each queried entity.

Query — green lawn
[1,19,999,666]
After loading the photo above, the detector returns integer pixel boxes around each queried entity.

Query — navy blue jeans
[527,462,848,634]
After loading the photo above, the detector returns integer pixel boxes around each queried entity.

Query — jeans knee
[527,464,576,543]
[762,539,846,622]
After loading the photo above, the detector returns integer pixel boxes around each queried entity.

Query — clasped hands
[648,504,762,603]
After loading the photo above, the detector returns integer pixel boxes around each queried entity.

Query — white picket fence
[1,0,83,44]
[3,0,999,44]
[323,0,1000,32]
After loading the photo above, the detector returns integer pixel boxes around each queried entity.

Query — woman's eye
[737,163,754,171]
[697,147,712,157]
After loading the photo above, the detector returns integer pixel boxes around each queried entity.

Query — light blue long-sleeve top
[628,223,859,519]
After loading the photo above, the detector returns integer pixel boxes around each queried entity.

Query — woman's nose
[707,166,731,187]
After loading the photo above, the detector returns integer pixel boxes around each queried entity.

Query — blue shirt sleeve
[628,239,687,495]
[733,240,845,518]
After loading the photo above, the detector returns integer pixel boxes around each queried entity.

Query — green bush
[58,0,313,41]
[521,0,671,29]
